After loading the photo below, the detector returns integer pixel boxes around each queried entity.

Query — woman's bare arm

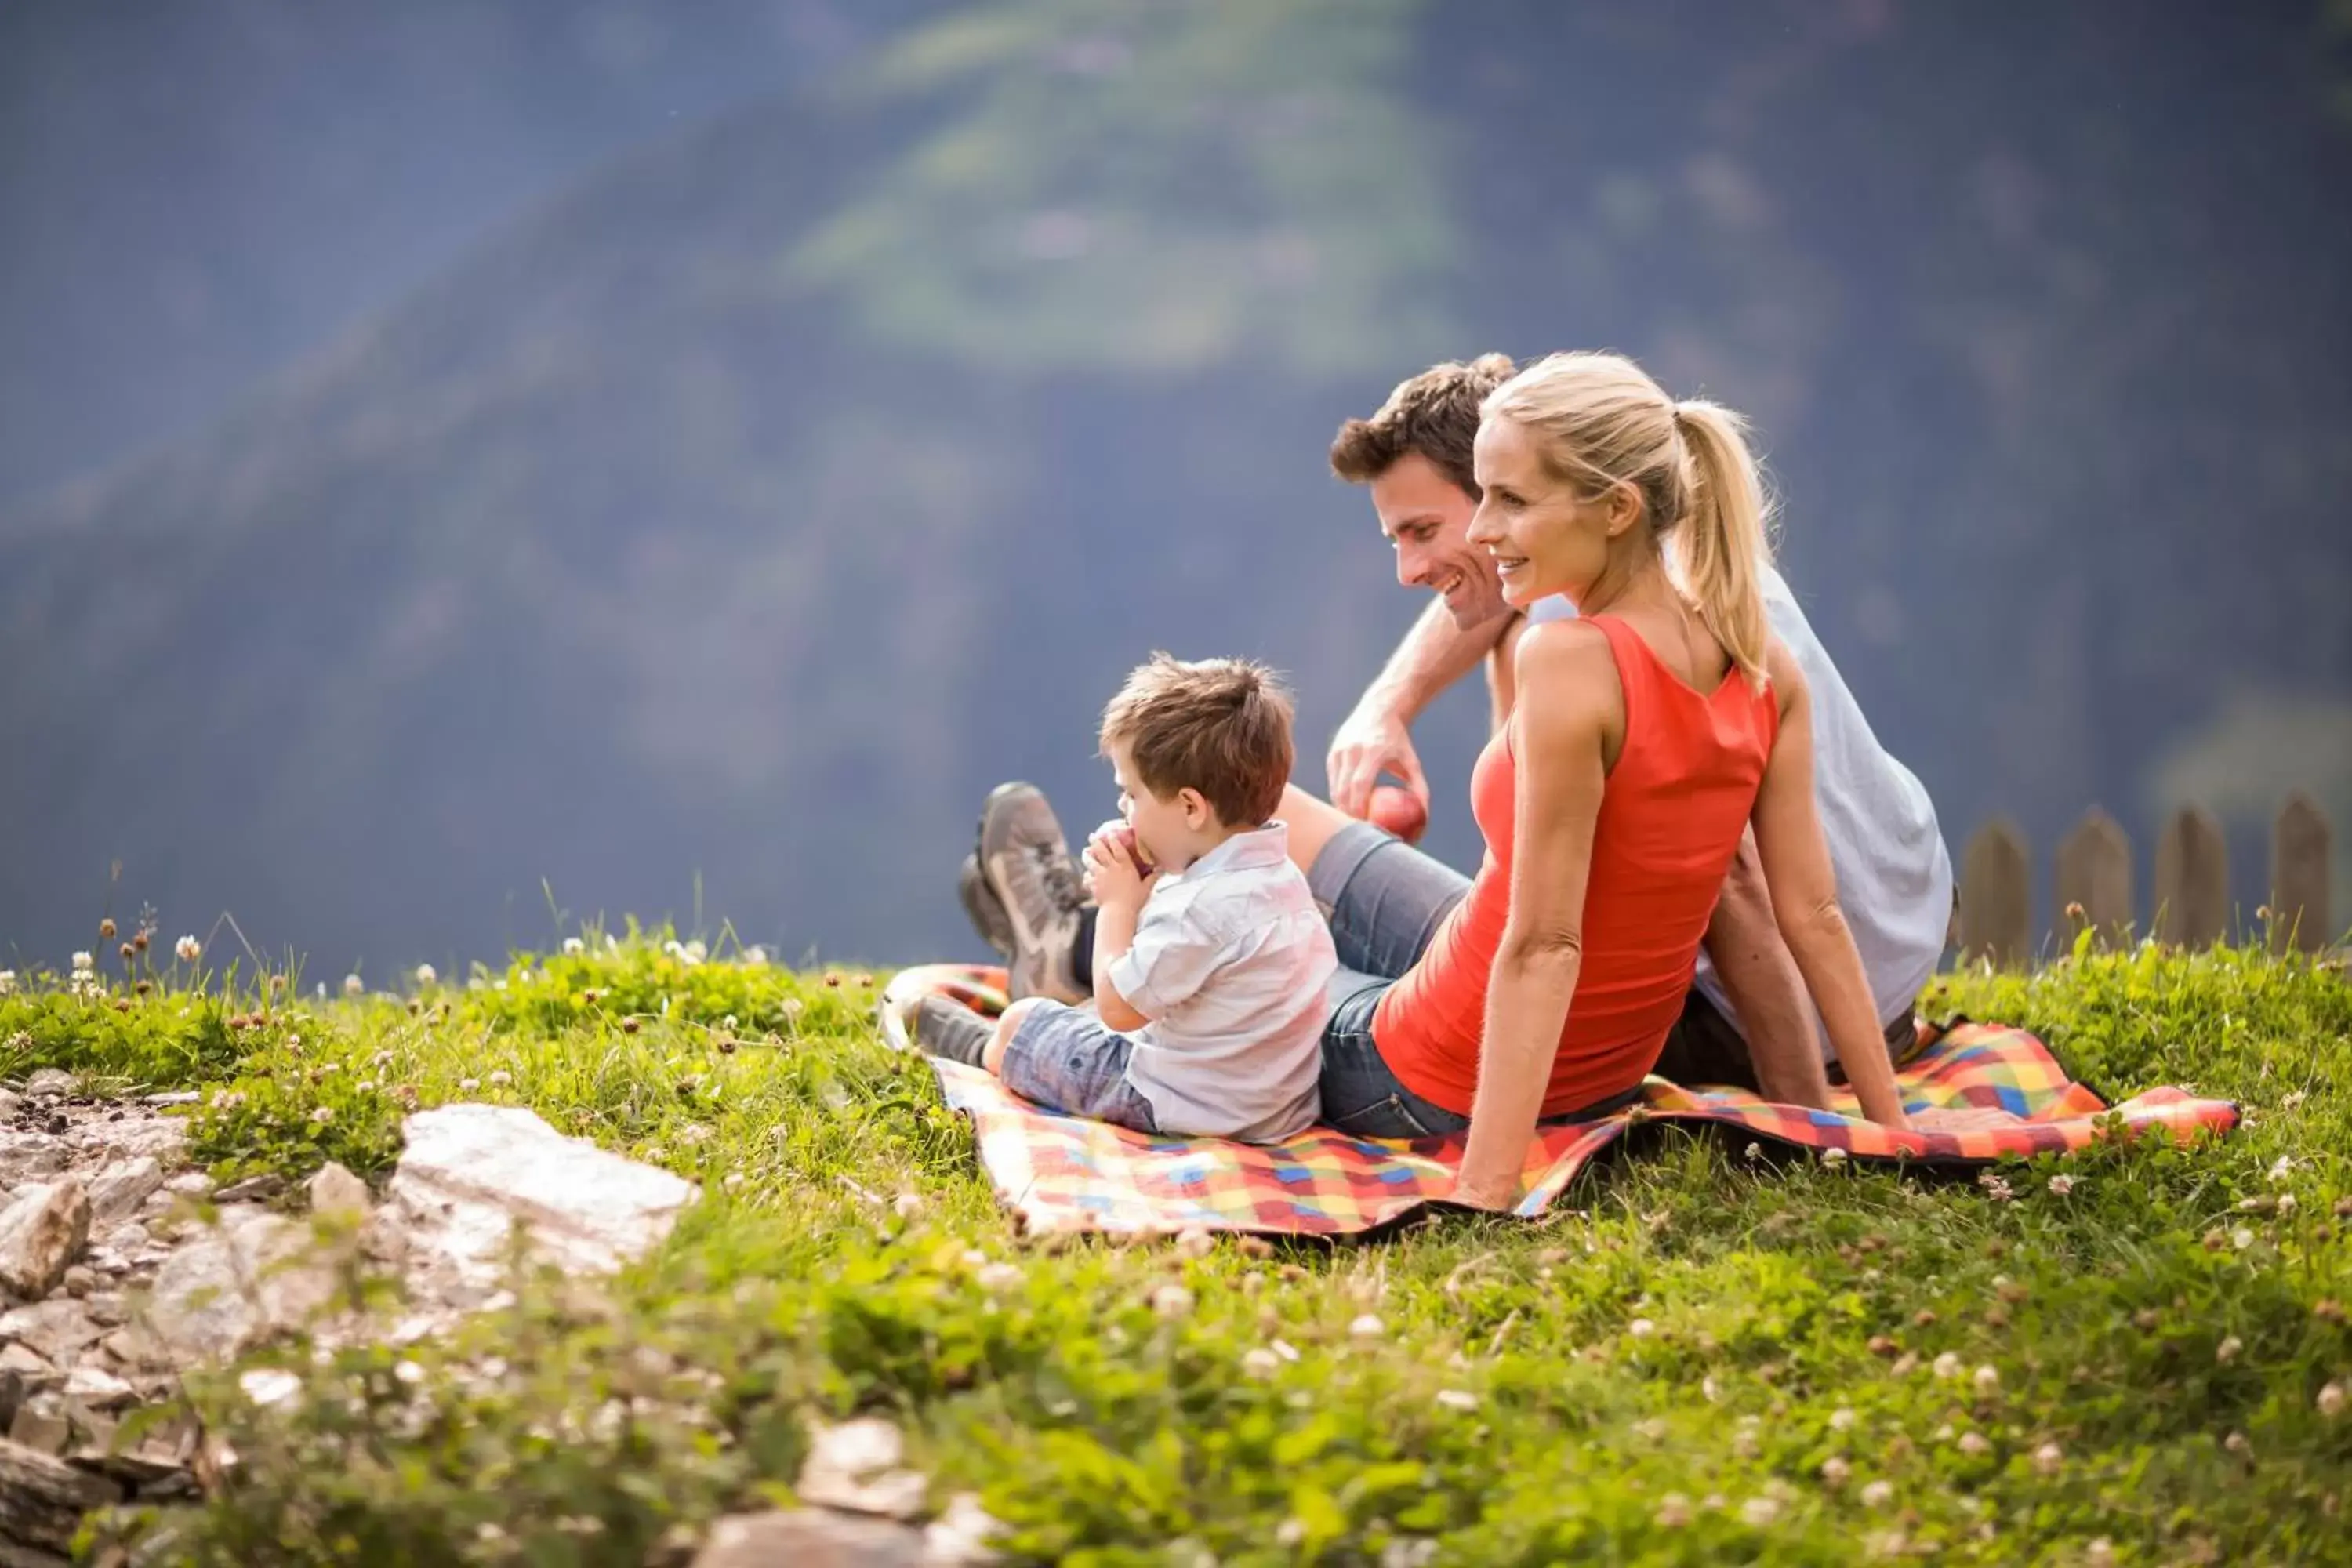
[1750,643,1910,1128]
[1452,622,1615,1209]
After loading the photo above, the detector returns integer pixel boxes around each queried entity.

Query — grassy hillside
[4,933,2347,1563]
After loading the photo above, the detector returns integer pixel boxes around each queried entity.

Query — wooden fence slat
[1959,818,2031,967]
[2270,793,2333,956]
[2153,804,2228,949]
[2055,808,2133,949]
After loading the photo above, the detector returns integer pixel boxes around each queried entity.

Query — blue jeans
[1307,822,1642,1138]
[998,1001,1160,1134]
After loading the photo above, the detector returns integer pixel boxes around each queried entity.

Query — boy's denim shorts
[999,1001,1160,1134]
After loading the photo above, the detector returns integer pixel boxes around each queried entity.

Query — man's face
[1369,452,1510,630]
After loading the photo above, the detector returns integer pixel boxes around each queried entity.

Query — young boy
[919,654,1336,1142]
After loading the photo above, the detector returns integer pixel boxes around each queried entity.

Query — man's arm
[1327,598,1515,816]
[1702,829,1831,1109]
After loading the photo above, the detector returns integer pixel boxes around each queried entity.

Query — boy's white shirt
[1105,821,1337,1142]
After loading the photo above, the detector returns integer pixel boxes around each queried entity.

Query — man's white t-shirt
[1526,565,1953,1052]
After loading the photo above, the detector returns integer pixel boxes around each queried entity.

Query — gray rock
[307,1162,371,1219]
[0,1343,56,1380]
[0,1300,109,1363]
[89,1156,165,1226]
[142,1208,339,1363]
[8,1402,70,1454]
[797,1418,930,1520]
[22,1069,75,1098]
[0,1181,91,1298]
[141,1091,201,1107]
[691,1512,927,1568]
[213,1173,284,1204]
[386,1105,696,1304]
[61,1364,136,1410]
[0,1128,71,1184]
[59,1265,96,1298]
[163,1172,212,1198]
[98,1323,171,1373]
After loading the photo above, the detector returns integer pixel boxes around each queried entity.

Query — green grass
[6,932,2348,1565]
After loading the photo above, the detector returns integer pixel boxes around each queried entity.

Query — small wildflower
[684,939,708,964]
[2047,1174,2075,1197]
[394,1359,425,1385]
[1743,1142,1762,1161]
[0,971,13,995]
[2232,1227,2256,1250]
[622,1017,641,1034]
[169,934,201,964]
[343,973,365,996]
[2317,1381,2344,1418]
[1627,1318,1656,1338]
[354,1080,375,1094]
[310,1105,334,1125]
[415,964,437,987]
[2317,1299,2345,1324]
[1820,1455,1850,1487]
[1821,1147,1847,1167]
[2280,1193,2299,1216]
[1934,1352,1964,1380]
[1654,1494,1691,1527]
[722,1173,746,1193]
[1958,1431,1991,1456]
[1434,1388,1478,1412]
[1978,1171,2015,1201]
[1349,1312,1386,1341]
[1242,1348,1280,1378]
[562,938,585,956]
[2085,1540,2115,1566]
[823,971,843,988]
[892,1192,924,1220]
[1973,1364,2000,1395]
[2064,901,2085,920]
[1270,1338,1300,1362]
[1152,1284,1195,1320]
[1830,1406,1857,1432]
[2202,1227,2229,1251]
[2224,1430,2250,1454]
[1860,1479,1895,1509]
[2270,1156,2296,1185]
[720,1014,739,1033]
[2282,1091,2307,1109]
[71,951,93,973]
[1174,1227,1215,1260]
[2216,1335,2243,1365]
[488,1070,512,1087]
[459,1077,481,1093]
[977,1260,1025,1293]
[743,946,768,965]
[1740,1495,1781,1527]
[2034,1440,2063,1475]
[1275,1519,1306,1548]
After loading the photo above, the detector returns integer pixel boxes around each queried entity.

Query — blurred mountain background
[4,0,2349,976]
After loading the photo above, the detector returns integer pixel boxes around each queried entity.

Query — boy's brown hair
[1327,352,1518,498]
[1099,654,1294,829]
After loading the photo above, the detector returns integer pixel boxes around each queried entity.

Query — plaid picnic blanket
[878,964,2239,1239]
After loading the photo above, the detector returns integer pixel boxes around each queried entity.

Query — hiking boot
[958,851,1015,957]
[914,994,995,1066]
[977,781,1087,1004]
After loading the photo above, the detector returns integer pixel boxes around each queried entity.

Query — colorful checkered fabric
[881,964,2239,1239]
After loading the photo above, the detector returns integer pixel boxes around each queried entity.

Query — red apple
[1368,783,1428,844]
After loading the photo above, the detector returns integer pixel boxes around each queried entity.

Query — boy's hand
[1082,824,1156,910]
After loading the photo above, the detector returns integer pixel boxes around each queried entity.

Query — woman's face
[1466,416,1628,611]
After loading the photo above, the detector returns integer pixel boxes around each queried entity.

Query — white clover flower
[1829,1406,1857,1432]
[343,973,365,996]
[2085,1540,2115,1566]
[394,1360,425,1385]
[1242,1348,1280,1379]
[892,1192,924,1221]
[743,946,768,966]
[1957,1432,1991,1456]
[1934,1352,1964,1381]
[1860,1479,1895,1510]
[2232,1227,2256,1250]
[562,938,585,956]
[1820,1456,1851,1487]
[1152,1284,1194,1320]
[0,971,14,996]
[2047,1174,2075,1196]
[488,1069,511,1087]
[459,1077,481,1093]
[2278,1193,2299,1216]
[2216,1335,2243,1365]
[71,951,93,974]
[1654,1494,1691,1528]
[1740,1496,1781,1527]
[1348,1313,1386,1341]
[1269,1339,1300,1363]
[415,964,437,987]
[1973,1364,2000,1395]
[1820,1147,1848,1167]
[2034,1441,2063,1475]
[354,1080,376,1094]
[684,939,708,964]
[720,1014,739,1033]
[175,935,201,964]
[1743,1142,1762,1161]
[310,1105,334,1124]
[1628,1318,1657,1338]
[1174,1228,1215,1260]
[722,1173,746,1193]
[2270,1155,2296,1185]
[2318,1381,2344,1418]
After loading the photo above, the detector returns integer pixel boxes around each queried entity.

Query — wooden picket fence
[1955,792,2336,967]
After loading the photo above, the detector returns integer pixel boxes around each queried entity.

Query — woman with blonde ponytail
[1260,350,1925,1209]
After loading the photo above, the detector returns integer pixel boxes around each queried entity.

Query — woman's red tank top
[1371,614,1780,1117]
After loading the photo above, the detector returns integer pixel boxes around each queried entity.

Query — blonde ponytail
[1669,399,1773,689]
